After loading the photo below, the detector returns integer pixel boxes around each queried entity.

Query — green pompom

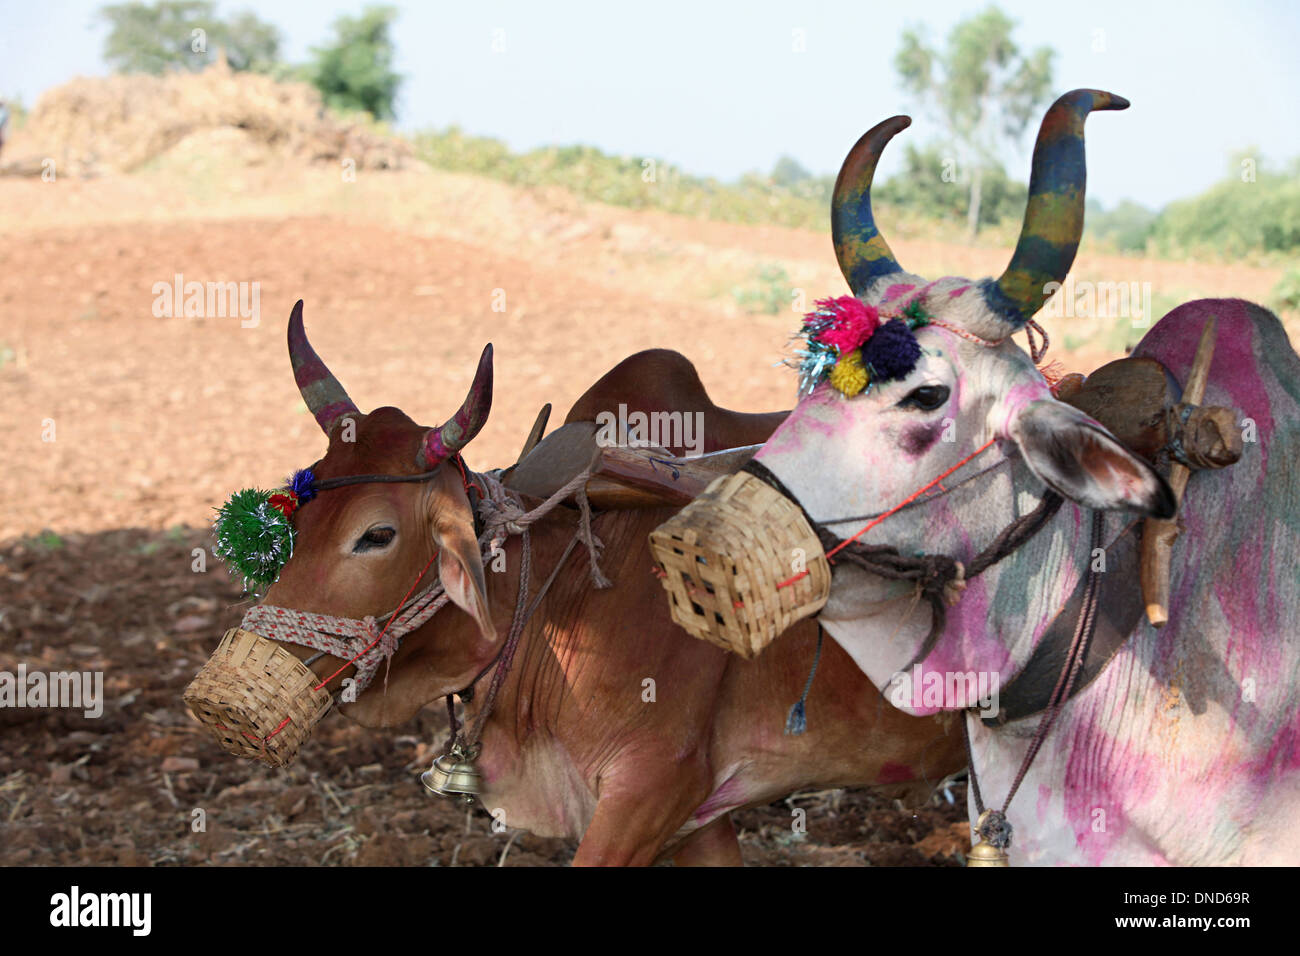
[213,488,295,589]
[901,300,931,328]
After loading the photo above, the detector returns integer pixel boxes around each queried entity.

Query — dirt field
[0,526,973,866]
[0,140,1286,866]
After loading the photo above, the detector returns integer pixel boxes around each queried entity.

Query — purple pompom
[287,468,317,504]
[862,318,921,382]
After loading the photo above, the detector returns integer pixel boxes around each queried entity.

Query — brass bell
[965,809,1011,866]
[421,751,481,804]
[965,840,1009,867]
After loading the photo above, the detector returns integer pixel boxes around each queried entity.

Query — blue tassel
[287,467,317,504]
[783,626,824,736]
[784,699,807,735]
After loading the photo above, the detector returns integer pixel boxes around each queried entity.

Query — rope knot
[919,554,960,595]
[942,561,967,607]
[367,616,400,662]
[479,494,529,538]
[975,808,1014,849]
[359,614,402,691]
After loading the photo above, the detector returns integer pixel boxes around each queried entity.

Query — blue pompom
[288,468,317,504]
[862,318,922,382]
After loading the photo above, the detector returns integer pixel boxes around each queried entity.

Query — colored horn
[287,300,360,435]
[832,115,911,296]
[416,344,494,468]
[981,89,1129,328]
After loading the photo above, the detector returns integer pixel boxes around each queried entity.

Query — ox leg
[670,813,744,867]
[571,763,711,867]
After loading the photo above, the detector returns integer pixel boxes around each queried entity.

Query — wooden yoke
[504,418,763,510]
[1057,317,1239,627]
[1137,318,1224,626]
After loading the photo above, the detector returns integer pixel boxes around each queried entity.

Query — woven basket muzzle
[649,471,831,658]
[183,628,332,768]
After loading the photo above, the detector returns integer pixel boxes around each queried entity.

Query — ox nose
[183,627,333,768]
[649,469,830,659]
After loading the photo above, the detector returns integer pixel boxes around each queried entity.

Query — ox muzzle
[183,627,333,768]
[648,465,830,659]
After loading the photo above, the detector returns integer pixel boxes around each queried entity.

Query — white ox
[670,90,1300,864]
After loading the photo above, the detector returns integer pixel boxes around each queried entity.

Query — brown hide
[563,348,789,454]
[249,345,959,865]
[336,503,963,864]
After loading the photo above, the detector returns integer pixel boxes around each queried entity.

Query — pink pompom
[810,296,880,354]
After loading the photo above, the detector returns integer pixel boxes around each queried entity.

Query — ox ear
[435,520,496,643]
[1010,399,1176,519]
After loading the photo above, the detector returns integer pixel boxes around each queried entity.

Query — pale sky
[2,0,1297,209]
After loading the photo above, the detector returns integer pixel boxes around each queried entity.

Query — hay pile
[1,56,412,177]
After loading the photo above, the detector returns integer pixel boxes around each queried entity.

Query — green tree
[895,5,1053,238]
[875,142,1027,229]
[770,155,812,187]
[0,95,27,129]
[307,6,403,121]
[1086,198,1158,253]
[99,1,281,74]
[1147,154,1300,259]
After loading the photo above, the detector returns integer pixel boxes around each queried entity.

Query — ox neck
[820,459,1105,711]
[451,506,587,746]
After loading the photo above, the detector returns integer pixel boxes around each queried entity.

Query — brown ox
[196,303,964,865]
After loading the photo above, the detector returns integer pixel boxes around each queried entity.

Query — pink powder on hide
[1136,300,1274,470]
[694,773,745,822]
[992,380,1054,436]
[878,762,915,784]
[1256,710,1300,779]
[1211,538,1272,680]
[881,283,917,303]
[757,387,855,459]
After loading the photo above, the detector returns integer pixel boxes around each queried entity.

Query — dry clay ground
[0,148,1287,866]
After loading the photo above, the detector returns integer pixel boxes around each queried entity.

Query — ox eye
[898,384,950,412]
[353,526,396,553]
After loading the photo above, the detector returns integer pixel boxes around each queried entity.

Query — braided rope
[924,317,1006,348]
[241,463,608,696]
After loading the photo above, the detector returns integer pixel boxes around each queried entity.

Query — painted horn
[832,115,911,296]
[287,299,360,435]
[416,343,494,468]
[981,89,1130,328]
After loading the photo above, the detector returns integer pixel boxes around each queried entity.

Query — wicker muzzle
[183,628,332,768]
[649,470,831,658]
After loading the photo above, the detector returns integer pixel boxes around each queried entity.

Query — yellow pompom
[828,349,869,396]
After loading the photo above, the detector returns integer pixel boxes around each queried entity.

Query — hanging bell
[420,750,481,804]
[965,809,1011,867]
[965,840,1009,867]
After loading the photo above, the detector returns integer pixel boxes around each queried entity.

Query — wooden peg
[1139,316,1217,627]
[514,403,551,467]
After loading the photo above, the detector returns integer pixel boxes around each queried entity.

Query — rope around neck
[963,508,1106,852]
[821,490,1063,676]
